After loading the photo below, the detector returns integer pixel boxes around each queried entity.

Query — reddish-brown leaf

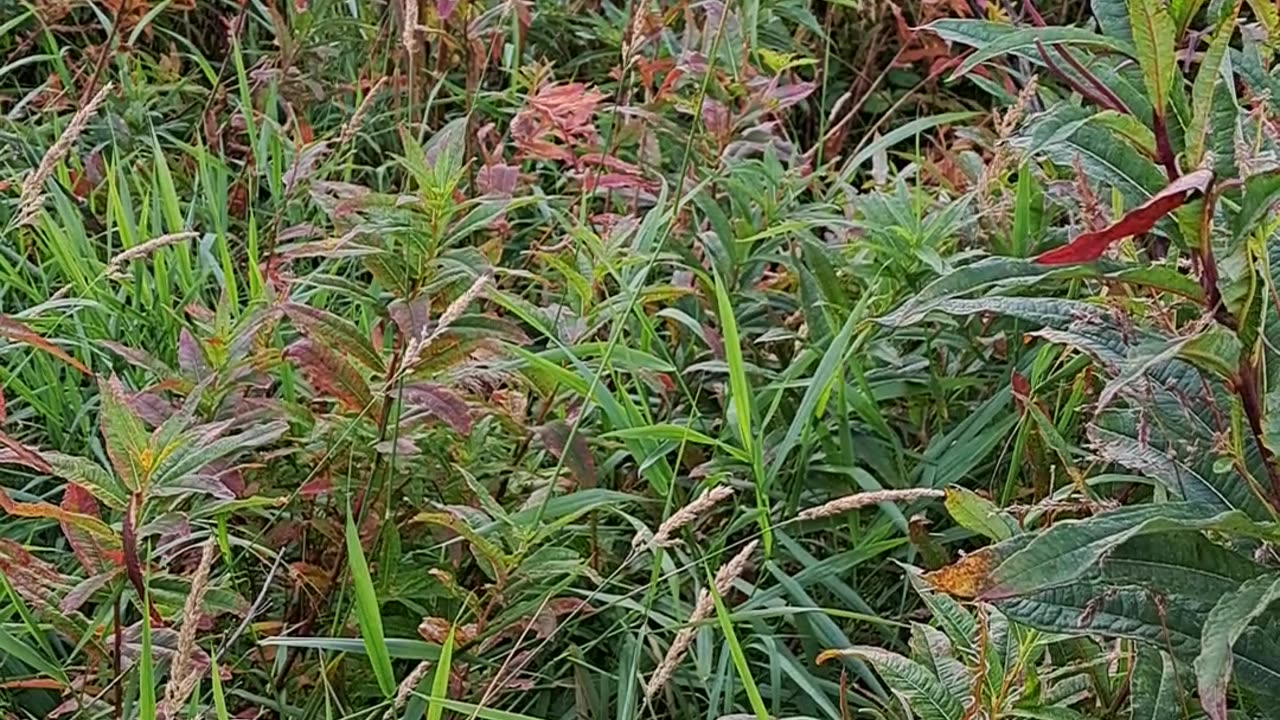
[0,430,51,473]
[1035,169,1212,264]
[0,539,67,614]
[0,316,90,375]
[62,484,117,574]
[535,421,597,488]
[402,382,472,434]
[284,339,374,413]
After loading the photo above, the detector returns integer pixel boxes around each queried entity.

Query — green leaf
[603,424,749,462]
[1196,573,1280,720]
[943,486,1016,541]
[140,594,156,720]
[768,309,861,477]
[1187,5,1239,167]
[260,635,442,660]
[713,271,753,454]
[426,626,455,720]
[942,25,1134,79]
[1132,648,1182,720]
[1093,0,1133,40]
[831,112,981,191]
[45,453,127,510]
[98,376,150,491]
[708,581,769,720]
[1128,0,1177,118]
[983,503,1272,599]
[345,509,396,697]
[1088,426,1270,517]
[826,646,964,720]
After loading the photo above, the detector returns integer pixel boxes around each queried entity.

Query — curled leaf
[1035,169,1212,264]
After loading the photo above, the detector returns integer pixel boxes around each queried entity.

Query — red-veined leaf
[284,304,384,373]
[1035,169,1212,265]
[98,376,150,491]
[0,489,118,545]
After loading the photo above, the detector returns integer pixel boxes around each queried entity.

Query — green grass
[0,0,1189,718]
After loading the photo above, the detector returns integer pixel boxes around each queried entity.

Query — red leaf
[1035,170,1212,265]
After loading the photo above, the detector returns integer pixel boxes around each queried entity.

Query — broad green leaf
[1187,5,1239,167]
[1131,648,1181,720]
[823,647,964,720]
[999,580,1280,691]
[1196,573,1280,720]
[1128,0,1177,118]
[943,486,1016,541]
[45,453,127,510]
[983,503,1272,599]
[1098,533,1264,606]
[345,510,396,697]
[1092,0,1133,40]
[1088,426,1271,517]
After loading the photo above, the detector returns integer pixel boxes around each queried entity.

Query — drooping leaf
[1196,573,1280,720]
[940,24,1135,80]
[820,646,964,720]
[44,453,127,510]
[981,503,1268,599]
[401,382,472,434]
[60,485,117,575]
[1035,169,1212,264]
[1131,648,1182,720]
[0,315,90,376]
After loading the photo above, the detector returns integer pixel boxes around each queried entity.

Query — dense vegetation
[6,0,1280,717]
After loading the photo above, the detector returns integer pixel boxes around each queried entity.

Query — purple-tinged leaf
[177,328,210,381]
[535,421,597,488]
[402,382,472,434]
[285,303,384,373]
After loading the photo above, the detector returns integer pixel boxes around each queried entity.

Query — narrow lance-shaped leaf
[1128,0,1177,119]
[1195,573,1280,720]
[0,316,90,375]
[285,339,374,414]
[1035,169,1212,264]
[819,646,964,720]
[284,303,384,374]
[1186,4,1239,168]
[1131,648,1181,720]
[345,509,396,697]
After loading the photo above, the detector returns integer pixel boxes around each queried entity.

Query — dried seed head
[645,540,758,699]
[636,484,735,551]
[796,488,943,522]
[159,541,217,718]
[15,83,113,228]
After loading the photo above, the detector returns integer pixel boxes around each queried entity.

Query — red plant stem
[1152,113,1180,179]
[1235,357,1280,510]
[121,495,163,625]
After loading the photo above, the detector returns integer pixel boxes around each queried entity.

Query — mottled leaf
[536,421,597,488]
[284,339,374,414]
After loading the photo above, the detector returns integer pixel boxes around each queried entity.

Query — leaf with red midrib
[1035,169,1212,265]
